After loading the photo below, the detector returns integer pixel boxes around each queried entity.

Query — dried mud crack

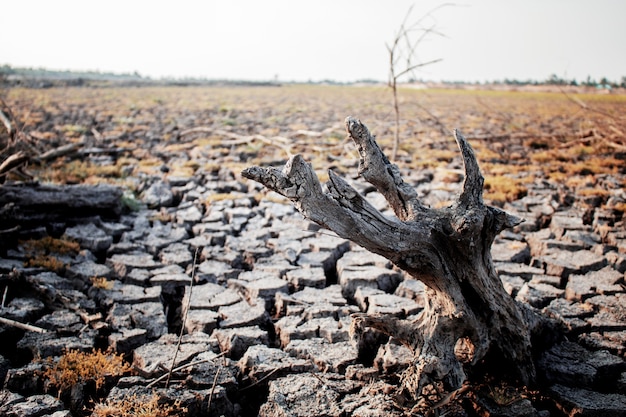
[1,85,625,417]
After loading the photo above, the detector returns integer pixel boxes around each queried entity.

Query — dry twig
[0,316,48,333]
[165,247,199,388]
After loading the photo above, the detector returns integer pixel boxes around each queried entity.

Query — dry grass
[21,236,80,273]
[92,393,187,417]
[22,236,80,255]
[25,255,67,273]
[43,348,132,394]
[90,276,114,290]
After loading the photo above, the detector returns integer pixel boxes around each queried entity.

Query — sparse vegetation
[484,175,528,205]
[22,236,80,255]
[92,393,187,417]
[43,348,132,394]
[21,236,80,273]
[90,276,114,290]
[25,255,67,273]
[3,83,623,221]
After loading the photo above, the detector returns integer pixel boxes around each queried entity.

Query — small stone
[565,267,624,301]
[533,249,607,278]
[64,223,113,253]
[276,315,351,347]
[338,266,403,301]
[584,294,626,332]
[374,340,413,374]
[107,302,167,340]
[88,280,161,308]
[228,277,288,310]
[0,258,25,272]
[258,373,359,417]
[214,326,269,359]
[144,224,189,254]
[564,230,601,248]
[218,299,270,329]
[99,221,130,239]
[500,275,526,297]
[106,241,143,255]
[8,394,64,417]
[150,272,191,286]
[606,251,626,273]
[394,279,425,304]
[539,341,625,390]
[302,303,359,321]
[184,309,219,334]
[543,298,594,332]
[550,211,589,238]
[516,282,564,308]
[2,298,45,322]
[345,364,378,382]
[285,338,358,373]
[34,310,83,333]
[549,384,626,417]
[0,390,25,414]
[184,351,239,392]
[16,331,95,358]
[142,180,174,208]
[124,267,151,285]
[66,260,112,284]
[4,362,44,394]
[285,267,326,290]
[185,283,241,311]
[159,242,193,266]
[195,260,241,283]
[495,262,545,280]
[239,345,313,383]
[354,287,422,316]
[108,328,148,353]
[336,249,391,273]
[529,274,562,287]
[175,204,203,224]
[297,251,339,278]
[491,239,530,263]
[292,285,347,306]
[107,253,160,278]
[303,233,350,255]
[132,332,216,376]
[579,331,626,357]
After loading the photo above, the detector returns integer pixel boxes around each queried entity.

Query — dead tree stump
[242,116,539,396]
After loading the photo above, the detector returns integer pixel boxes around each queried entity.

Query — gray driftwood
[0,183,123,231]
[242,116,538,396]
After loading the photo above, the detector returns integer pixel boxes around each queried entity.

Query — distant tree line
[0,65,144,81]
[1,65,625,89]
[438,74,626,89]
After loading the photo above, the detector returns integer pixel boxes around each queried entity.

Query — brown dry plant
[90,276,114,290]
[92,393,187,417]
[43,348,132,394]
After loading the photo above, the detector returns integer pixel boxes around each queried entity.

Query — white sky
[2,0,625,83]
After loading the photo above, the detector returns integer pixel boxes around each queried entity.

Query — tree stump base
[243,116,544,396]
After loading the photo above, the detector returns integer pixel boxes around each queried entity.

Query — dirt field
[3,84,625,208]
[1,84,625,416]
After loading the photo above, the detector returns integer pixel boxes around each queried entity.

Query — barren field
[3,85,626,208]
[1,85,625,416]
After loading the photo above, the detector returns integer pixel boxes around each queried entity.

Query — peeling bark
[242,116,537,396]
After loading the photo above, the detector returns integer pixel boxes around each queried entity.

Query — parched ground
[0,84,625,416]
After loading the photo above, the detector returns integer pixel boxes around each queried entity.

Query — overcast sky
[2,0,624,83]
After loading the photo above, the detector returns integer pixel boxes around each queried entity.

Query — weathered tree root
[243,116,539,396]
